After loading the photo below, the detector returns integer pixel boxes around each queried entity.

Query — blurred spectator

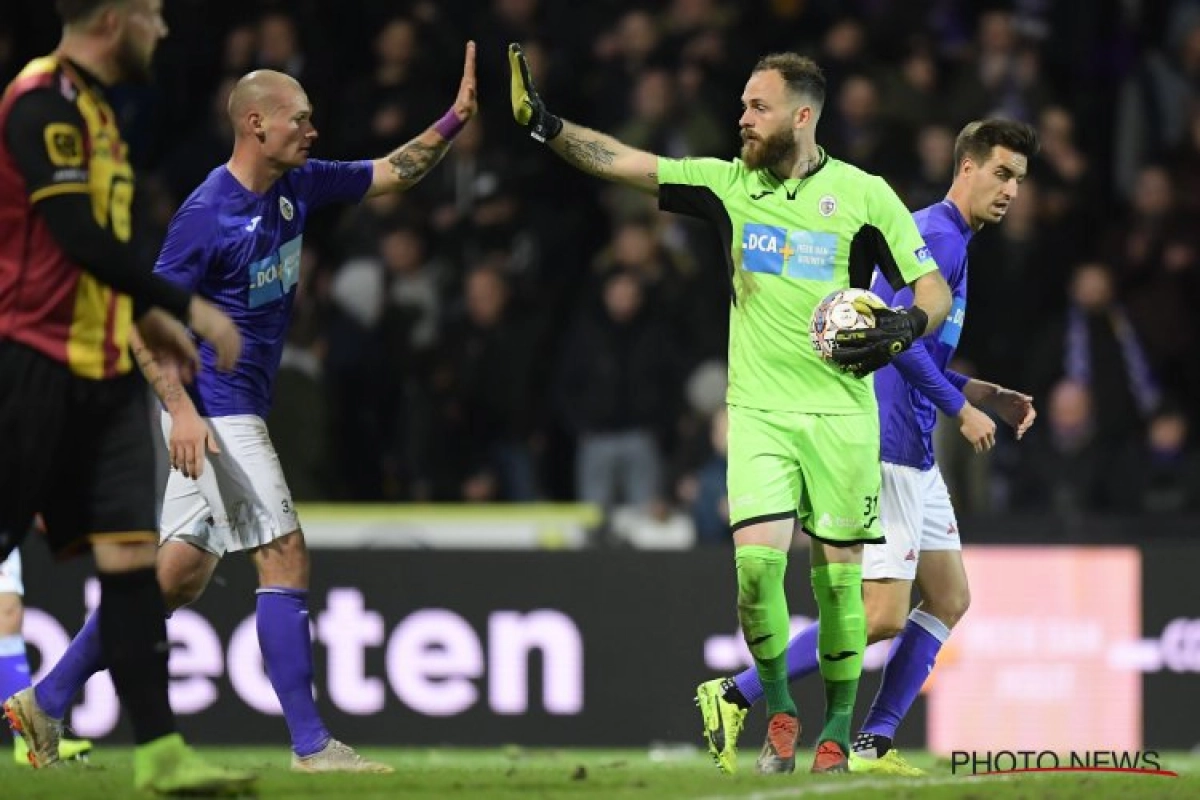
[878,42,948,137]
[1115,7,1200,197]
[902,123,956,209]
[556,270,681,519]
[1027,262,1161,454]
[589,9,667,129]
[615,68,726,160]
[426,266,543,501]
[1163,104,1200,216]
[332,16,439,159]
[254,10,331,117]
[823,73,910,180]
[159,75,237,205]
[1113,405,1200,514]
[1011,379,1112,514]
[676,406,730,545]
[1107,165,1200,404]
[1033,105,1100,238]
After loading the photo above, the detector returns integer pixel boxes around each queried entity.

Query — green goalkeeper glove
[831,296,928,378]
[508,43,563,143]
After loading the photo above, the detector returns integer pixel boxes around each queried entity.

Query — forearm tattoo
[132,344,183,406]
[388,139,450,185]
[560,133,616,176]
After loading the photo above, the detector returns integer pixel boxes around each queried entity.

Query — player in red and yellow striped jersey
[0,1,251,795]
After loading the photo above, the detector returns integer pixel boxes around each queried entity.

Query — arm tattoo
[560,133,617,176]
[388,139,450,185]
[132,344,183,407]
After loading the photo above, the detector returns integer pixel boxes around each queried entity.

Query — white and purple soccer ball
[809,287,883,362]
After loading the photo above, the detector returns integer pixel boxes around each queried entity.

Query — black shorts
[0,341,157,560]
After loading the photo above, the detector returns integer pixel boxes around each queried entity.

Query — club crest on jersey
[279,196,294,221]
[818,195,837,217]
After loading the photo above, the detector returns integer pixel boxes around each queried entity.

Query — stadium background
[3,0,1198,753]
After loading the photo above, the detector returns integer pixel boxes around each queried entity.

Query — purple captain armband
[433,109,466,140]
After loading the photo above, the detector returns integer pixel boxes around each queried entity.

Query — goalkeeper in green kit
[508,46,951,772]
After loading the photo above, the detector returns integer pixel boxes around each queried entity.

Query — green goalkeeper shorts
[726,404,884,546]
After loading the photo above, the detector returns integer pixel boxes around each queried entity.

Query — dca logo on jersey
[742,224,837,281]
[939,295,966,347]
[248,234,302,308]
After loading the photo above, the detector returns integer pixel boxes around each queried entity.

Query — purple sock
[732,621,820,706]
[861,609,949,739]
[0,635,31,739]
[257,587,329,757]
[34,611,104,720]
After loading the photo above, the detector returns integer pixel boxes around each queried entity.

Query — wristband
[433,109,465,140]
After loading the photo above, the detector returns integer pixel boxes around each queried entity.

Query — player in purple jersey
[19,44,478,773]
[695,120,1041,775]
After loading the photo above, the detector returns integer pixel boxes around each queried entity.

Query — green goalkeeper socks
[734,545,795,716]
[811,562,865,748]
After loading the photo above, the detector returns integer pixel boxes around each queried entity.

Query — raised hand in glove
[508,43,563,142]
[831,297,928,378]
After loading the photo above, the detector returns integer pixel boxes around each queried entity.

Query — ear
[248,111,266,142]
[793,105,812,129]
[98,6,124,38]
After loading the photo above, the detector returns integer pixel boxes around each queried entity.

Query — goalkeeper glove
[508,43,563,143]
[831,298,928,378]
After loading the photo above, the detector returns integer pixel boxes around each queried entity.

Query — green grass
[2,747,1198,799]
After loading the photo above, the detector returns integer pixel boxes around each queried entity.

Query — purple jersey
[871,200,973,470]
[155,159,372,417]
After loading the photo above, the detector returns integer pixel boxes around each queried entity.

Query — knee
[0,593,22,636]
[256,530,310,588]
[157,568,207,612]
[867,609,908,643]
[926,589,970,630]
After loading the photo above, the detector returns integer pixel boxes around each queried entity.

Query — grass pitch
[2,747,1198,799]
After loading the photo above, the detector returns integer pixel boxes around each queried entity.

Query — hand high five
[452,41,478,123]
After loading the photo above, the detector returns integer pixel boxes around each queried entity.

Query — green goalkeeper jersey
[657,151,938,413]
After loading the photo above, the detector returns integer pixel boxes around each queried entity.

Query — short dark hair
[953,118,1040,172]
[55,0,126,25]
[752,53,826,109]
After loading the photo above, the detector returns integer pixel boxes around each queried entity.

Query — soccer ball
[809,288,882,362]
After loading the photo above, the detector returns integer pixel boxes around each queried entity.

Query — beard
[115,36,153,84]
[740,127,796,170]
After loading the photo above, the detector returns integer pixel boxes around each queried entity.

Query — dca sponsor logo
[23,582,584,737]
[741,224,837,281]
[247,234,302,308]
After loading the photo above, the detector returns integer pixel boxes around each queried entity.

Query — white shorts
[159,413,299,558]
[863,462,960,581]
[0,549,22,596]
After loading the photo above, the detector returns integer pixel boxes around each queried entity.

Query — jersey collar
[939,199,974,241]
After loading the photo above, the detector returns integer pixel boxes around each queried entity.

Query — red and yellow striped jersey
[0,55,134,379]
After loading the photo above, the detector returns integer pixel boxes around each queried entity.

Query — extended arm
[367,41,478,197]
[508,44,659,195]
